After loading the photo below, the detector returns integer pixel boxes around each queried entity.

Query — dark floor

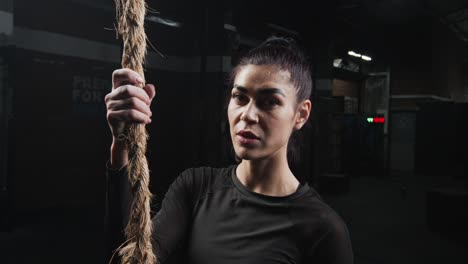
[0,207,105,264]
[1,172,467,263]
[322,172,468,264]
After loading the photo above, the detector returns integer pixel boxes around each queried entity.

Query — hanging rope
[114,0,156,263]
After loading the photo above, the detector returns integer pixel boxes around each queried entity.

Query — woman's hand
[105,68,156,169]
[105,68,156,140]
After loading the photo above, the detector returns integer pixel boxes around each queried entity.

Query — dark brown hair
[229,36,312,104]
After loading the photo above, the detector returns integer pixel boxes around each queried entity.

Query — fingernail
[137,77,145,83]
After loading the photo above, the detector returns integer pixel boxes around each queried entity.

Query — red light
[374,117,385,123]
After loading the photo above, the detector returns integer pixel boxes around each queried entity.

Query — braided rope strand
[114,0,156,263]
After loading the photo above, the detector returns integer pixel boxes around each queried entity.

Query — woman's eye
[260,98,280,108]
[232,93,248,103]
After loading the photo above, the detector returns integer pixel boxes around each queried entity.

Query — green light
[367,118,373,123]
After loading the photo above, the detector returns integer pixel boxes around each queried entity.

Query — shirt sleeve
[152,168,195,264]
[105,160,132,264]
[308,211,354,264]
[104,162,195,264]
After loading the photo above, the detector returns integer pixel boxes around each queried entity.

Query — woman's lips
[237,130,260,139]
[237,134,260,145]
[236,130,260,145]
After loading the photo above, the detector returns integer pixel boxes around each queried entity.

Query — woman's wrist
[110,137,129,169]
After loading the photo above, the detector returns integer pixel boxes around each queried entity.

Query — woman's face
[228,64,306,161]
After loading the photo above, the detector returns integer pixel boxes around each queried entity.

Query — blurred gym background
[0,0,467,263]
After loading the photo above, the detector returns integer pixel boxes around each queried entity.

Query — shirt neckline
[230,164,310,202]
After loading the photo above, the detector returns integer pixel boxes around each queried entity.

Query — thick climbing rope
[114,0,156,263]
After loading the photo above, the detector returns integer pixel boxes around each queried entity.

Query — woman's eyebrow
[258,88,286,97]
[233,85,286,97]
[232,85,248,93]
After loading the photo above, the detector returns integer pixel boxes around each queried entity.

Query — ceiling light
[348,51,361,58]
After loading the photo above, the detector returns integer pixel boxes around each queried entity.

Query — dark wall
[9,48,112,210]
[6,0,232,213]
[389,21,467,100]
[415,102,468,178]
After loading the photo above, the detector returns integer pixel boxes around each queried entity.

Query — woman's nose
[240,102,259,123]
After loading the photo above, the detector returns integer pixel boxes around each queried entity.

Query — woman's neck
[236,156,299,197]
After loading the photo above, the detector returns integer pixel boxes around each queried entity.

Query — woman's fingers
[112,68,145,89]
[107,97,152,117]
[144,83,156,101]
[106,84,151,105]
[106,108,150,138]
[110,68,156,103]
[107,109,151,124]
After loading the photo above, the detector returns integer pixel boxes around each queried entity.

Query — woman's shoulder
[295,195,353,262]
[293,187,349,229]
[173,164,236,198]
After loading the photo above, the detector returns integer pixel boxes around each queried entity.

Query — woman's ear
[294,99,311,130]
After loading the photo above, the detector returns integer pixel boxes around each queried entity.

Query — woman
[105,37,353,264]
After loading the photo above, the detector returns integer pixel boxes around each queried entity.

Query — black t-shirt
[106,164,353,264]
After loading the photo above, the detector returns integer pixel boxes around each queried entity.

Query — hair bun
[261,36,297,49]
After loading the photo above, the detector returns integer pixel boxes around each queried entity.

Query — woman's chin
[234,150,255,160]
[234,149,264,161]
